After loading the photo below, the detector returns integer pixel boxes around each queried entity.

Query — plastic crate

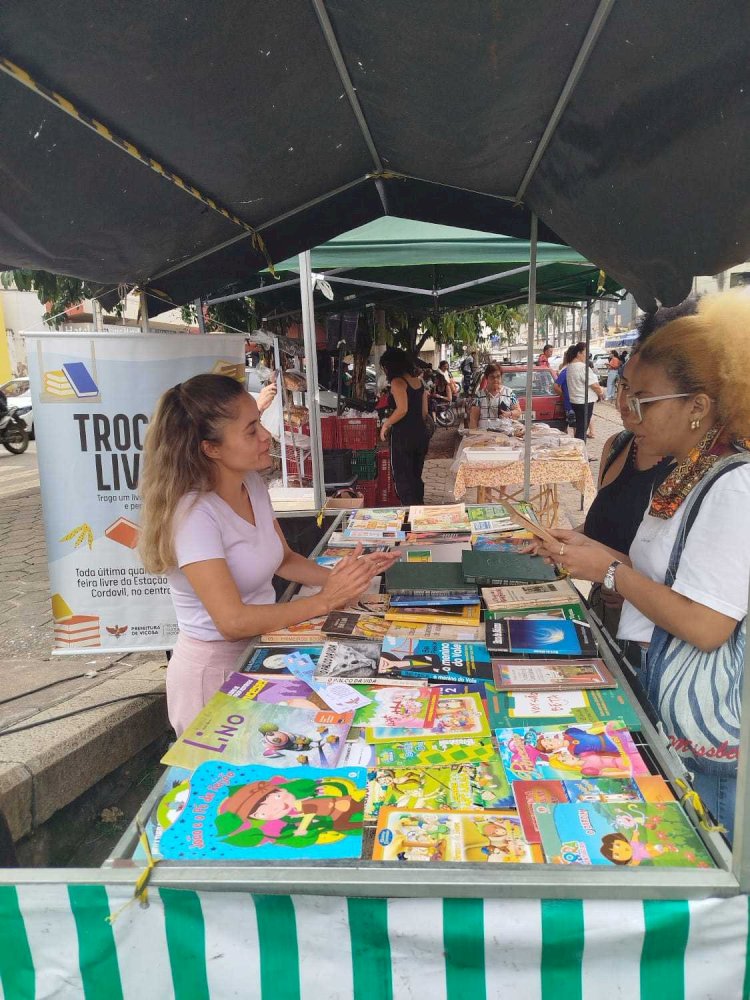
[320,415,340,449]
[323,448,352,483]
[358,479,378,508]
[339,416,378,450]
[352,448,377,481]
[285,452,313,480]
[377,446,391,480]
[377,482,401,506]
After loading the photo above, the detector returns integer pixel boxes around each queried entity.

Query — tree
[1,269,124,327]
[384,302,521,357]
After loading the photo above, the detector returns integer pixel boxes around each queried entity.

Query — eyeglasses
[622,392,691,424]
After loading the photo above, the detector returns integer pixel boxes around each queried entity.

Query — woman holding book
[535,291,750,839]
[139,374,397,735]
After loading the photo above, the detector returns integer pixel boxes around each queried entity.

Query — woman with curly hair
[536,291,750,840]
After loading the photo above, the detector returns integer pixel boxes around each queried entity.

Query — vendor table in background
[453,454,596,525]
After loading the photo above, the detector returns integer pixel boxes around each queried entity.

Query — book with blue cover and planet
[159,762,368,860]
[485,618,597,658]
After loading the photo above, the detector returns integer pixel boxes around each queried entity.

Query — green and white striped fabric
[1,887,748,999]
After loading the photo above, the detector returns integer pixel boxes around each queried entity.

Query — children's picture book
[242,646,323,675]
[373,808,541,863]
[368,692,490,743]
[377,637,494,684]
[385,604,481,627]
[482,580,577,611]
[472,534,526,552]
[385,623,482,643]
[341,735,498,769]
[132,766,192,861]
[220,672,330,713]
[385,561,473,595]
[534,801,714,868]
[259,618,327,644]
[159,762,368,861]
[161,689,352,771]
[314,641,382,684]
[512,776,673,844]
[491,658,614,691]
[364,758,513,821]
[408,504,472,533]
[495,721,650,782]
[486,684,641,730]
[484,601,586,623]
[351,685,439,729]
[485,618,598,658]
[462,551,558,586]
[322,611,391,641]
[283,652,373,714]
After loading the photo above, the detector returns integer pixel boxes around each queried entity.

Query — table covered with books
[37,501,745,997]
[451,427,596,522]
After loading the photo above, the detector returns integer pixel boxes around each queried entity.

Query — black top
[584,432,673,555]
[388,378,428,439]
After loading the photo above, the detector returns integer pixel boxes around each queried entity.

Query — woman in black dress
[379,348,430,505]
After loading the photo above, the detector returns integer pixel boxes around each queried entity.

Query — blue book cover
[485,618,597,657]
[159,762,368,860]
[378,637,493,683]
[390,593,480,606]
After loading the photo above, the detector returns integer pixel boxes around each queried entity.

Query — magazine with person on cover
[377,637,493,684]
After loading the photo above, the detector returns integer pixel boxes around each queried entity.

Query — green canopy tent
[207,217,622,318]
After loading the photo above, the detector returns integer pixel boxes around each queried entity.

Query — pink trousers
[166,632,251,736]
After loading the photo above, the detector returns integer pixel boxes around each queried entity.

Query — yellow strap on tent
[106,817,160,924]
[674,778,727,834]
[0,55,276,276]
[596,269,607,293]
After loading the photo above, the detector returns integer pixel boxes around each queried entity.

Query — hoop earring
[690,418,701,431]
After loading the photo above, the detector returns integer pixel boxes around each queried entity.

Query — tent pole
[583,297,592,439]
[194,299,206,335]
[299,250,326,512]
[139,290,149,333]
[523,214,538,501]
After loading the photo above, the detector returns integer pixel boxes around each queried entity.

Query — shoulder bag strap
[601,430,634,479]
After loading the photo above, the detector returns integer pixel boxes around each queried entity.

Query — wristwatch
[602,559,622,594]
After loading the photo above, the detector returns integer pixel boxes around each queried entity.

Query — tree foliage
[0,268,125,327]
[384,302,522,355]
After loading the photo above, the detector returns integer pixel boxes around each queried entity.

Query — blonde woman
[536,292,750,840]
[139,374,396,734]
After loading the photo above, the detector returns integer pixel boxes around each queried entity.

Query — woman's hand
[320,545,390,611]
[380,421,390,442]
[537,529,614,583]
[257,382,278,414]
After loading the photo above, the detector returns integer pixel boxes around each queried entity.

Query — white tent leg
[523,214,538,500]
[299,250,326,511]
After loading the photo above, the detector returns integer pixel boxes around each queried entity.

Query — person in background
[138,374,396,735]
[469,362,522,428]
[437,359,458,401]
[552,343,582,432]
[536,291,750,840]
[379,348,430,504]
[605,350,622,402]
[459,354,475,396]
[566,342,604,440]
[537,344,553,367]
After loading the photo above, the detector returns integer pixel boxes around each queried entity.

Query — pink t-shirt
[168,473,284,641]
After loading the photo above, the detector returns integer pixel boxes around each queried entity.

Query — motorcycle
[0,407,30,454]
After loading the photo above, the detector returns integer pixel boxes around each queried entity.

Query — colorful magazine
[368,692,490,743]
[365,758,513,821]
[377,637,493,684]
[482,580,577,610]
[467,504,515,534]
[472,534,526,552]
[340,735,498,769]
[486,685,641,730]
[494,722,650,782]
[220,672,329,713]
[344,507,406,541]
[242,646,323,675]
[373,808,541,863]
[513,776,673,844]
[408,503,472,533]
[161,691,352,771]
[485,618,598,658]
[351,685,439,729]
[159,762,368,860]
[534,801,714,867]
[322,611,391,641]
[313,640,382,684]
[491,658,614,691]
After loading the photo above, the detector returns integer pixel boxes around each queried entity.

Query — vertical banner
[26,332,244,654]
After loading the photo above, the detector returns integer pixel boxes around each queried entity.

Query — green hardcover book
[385,561,474,595]
[486,684,642,730]
[484,602,587,623]
[462,550,558,585]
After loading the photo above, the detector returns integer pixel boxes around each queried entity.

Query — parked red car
[500,365,567,430]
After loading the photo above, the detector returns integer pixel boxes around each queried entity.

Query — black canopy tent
[0,1,748,314]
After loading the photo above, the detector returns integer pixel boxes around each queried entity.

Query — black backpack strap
[664,452,750,585]
[601,430,634,479]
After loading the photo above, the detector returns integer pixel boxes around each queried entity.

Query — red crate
[339,416,378,450]
[377,481,400,506]
[377,446,391,480]
[357,479,378,508]
[320,415,340,449]
[285,452,313,480]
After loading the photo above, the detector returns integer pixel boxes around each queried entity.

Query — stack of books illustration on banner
[136,504,715,869]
